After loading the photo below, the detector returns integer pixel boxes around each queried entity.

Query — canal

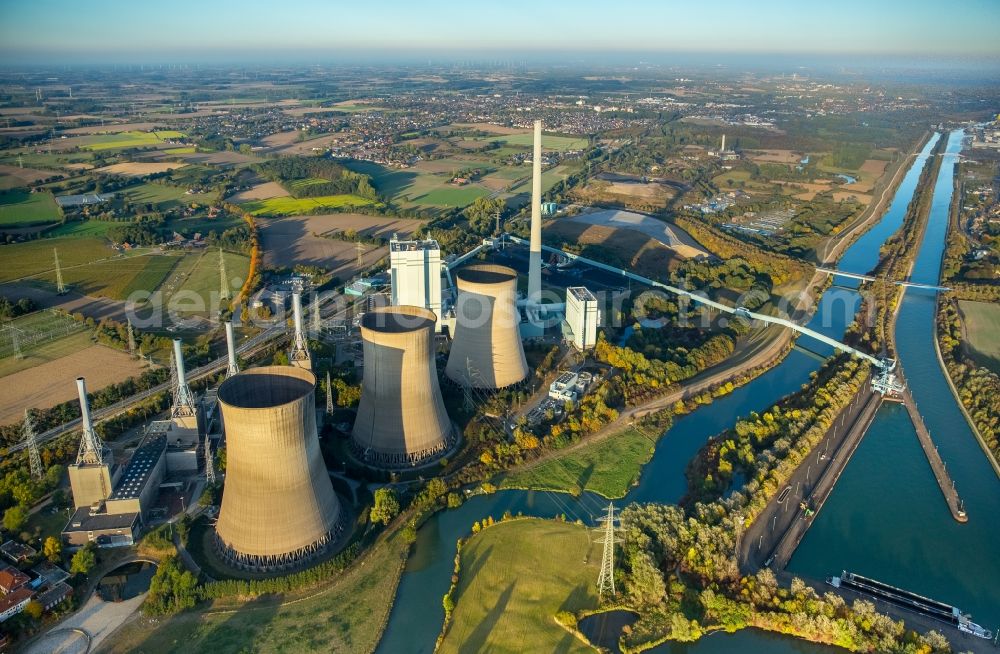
[377,131,993,653]
[788,129,1000,625]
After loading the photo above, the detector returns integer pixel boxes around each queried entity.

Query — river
[376,131,991,653]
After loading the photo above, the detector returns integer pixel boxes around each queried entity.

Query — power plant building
[446,264,528,389]
[352,306,454,468]
[564,287,600,350]
[390,237,442,327]
[215,366,341,571]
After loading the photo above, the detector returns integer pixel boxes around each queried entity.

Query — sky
[0,0,998,65]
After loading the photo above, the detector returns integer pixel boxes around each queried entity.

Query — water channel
[376,130,994,653]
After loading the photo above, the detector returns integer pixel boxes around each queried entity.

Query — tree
[43,536,62,563]
[143,556,200,616]
[70,543,97,576]
[23,600,43,620]
[2,506,27,533]
[463,196,506,235]
[369,488,400,526]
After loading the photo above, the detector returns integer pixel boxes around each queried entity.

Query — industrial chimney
[352,306,453,468]
[527,119,543,305]
[225,321,239,378]
[215,366,341,571]
[75,377,103,465]
[289,290,312,370]
[446,264,528,389]
[171,338,197,418]
[67,377,112,509]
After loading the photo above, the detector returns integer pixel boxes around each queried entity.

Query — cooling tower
[445,264,528,389]
[352,306,454,468]
[215,366,341,571]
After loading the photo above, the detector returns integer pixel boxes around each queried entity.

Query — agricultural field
[75,130,186,151]
[225,181,289,202]
[101,530,411,654]
[0,236,113,284]
[0,189,61,226]
[438,519,601,654]
[0,340,146,424]
[170,250,250,313]
[959,300,1000,374]
[260,213,423,279]
[122,182,215,208]
[95,162,188,177]
[241,194,377,216]
[0,163,64,190]
[499,427,655,498]
[120,254,181,299]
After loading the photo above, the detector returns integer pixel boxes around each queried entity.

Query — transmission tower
[6,325,23,360]
[325,371,334,416]
[312,292,322,334]
[218,248,230,301]
[596,502,619,599]
[22,409,43,480]
[204,432,216,485]
[126,318,137,355]
[54,248,66,295]
[356,241,366,268]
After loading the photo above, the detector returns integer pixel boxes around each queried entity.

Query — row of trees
[256,157,378,202]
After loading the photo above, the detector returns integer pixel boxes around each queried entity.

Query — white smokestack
[292,291,305,344]
[76,377,93,435]
[721,134,726,152]
[173,338,187,382]
[527,119,543,304]
[225,321,239,377]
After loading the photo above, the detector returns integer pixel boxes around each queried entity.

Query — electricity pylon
[596,502,619,599]
[325,371,334,416]
[204,432,216,485]
[22,409,43,480]
[219,248,230,301]
[126,318,137,355]
[54,248,66,295]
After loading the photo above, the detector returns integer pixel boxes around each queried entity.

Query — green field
[286,178,330,194]
[410,185,489,207]
[0,237,112,284]
[242,194,377,216]
[0,313,90,377]
[467,133,589,152]
[959,300,1000,374]
[0,190,61,226]
[121,254,181,298]
[174,251,250,313]
[164,147,197,155]
[101,531,410,654]
[124,182,214,209]
[438,519,600,654]
[45,219,118,238]
[498,427,655,499]
[80,130,185,151]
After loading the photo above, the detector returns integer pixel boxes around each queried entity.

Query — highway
[505,235,885,368]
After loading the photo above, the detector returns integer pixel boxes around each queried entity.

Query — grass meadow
[438,519,600,654]
[242,194,377,216]
[80,130,185,151]
[959,300,1000,374]
[0,189,61,226]
[498,427,655,499]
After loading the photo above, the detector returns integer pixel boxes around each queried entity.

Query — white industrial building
[390,236,442,327]
[564,287,600,349]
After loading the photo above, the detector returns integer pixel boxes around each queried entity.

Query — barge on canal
[827,571,992,640]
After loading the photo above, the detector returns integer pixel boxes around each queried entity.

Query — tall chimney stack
[721,134,726,152]
[225,321,239,378]
[527,119,543,305]
[75,377,103,465]
[171,338,197,417]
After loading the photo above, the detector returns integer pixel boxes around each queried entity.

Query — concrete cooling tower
[352,306,454,468]
[445,264,528,389]
[215,366,341,571]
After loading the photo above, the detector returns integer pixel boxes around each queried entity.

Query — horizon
[1,0,999,66]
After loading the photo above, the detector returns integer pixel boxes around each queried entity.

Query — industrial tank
[352,306,453,468]
[215,366,341,571]
[445,263,528,389]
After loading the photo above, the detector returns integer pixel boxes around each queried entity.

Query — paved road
[741,386,880,573]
